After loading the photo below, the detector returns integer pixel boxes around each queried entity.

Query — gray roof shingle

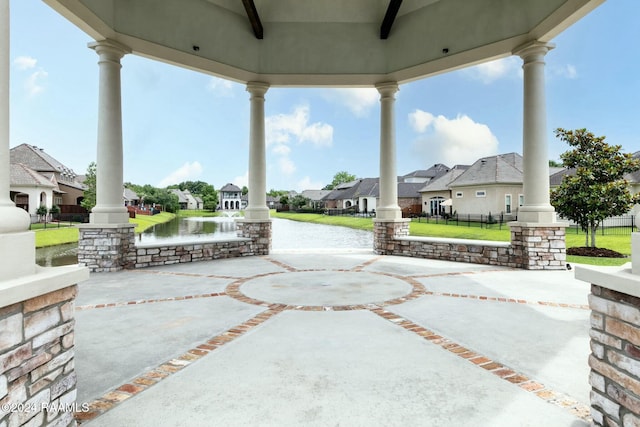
[450,153,523,187]
[10,163,56,188]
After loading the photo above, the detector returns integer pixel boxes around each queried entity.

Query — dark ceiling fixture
[380,0,403,39]
[242,0,264,39]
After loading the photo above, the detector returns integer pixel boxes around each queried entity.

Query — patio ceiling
[43,0,603,86]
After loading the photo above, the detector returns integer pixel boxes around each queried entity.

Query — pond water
[35,216,373,267]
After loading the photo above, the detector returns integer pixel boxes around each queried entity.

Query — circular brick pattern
[226,269,425,310]
[238,270,413,307]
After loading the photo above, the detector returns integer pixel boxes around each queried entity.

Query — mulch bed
[567,247,626,258]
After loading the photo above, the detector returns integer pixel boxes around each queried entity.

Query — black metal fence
[413,213,510,229]
[29,213,90,230]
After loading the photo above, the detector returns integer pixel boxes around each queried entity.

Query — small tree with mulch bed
[551,128,640,252]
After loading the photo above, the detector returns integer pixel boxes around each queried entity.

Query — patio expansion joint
[369,307,592,422]
[74,306,285,424]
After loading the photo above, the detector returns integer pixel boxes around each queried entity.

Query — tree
[324,171,356,190]
[549,159,562,167]
[550,128,640,248]
[81,162,97,211]
[242,186,249,196]
[290,194,309,210]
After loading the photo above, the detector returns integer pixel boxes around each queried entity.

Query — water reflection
[35,216,373,266]
[137,217,237,244]
[36,243,80,267]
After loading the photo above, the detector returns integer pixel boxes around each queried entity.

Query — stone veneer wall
[133,221,272,269]
[134,239,253,268]
[236,220,272,256]
[510,224,566,270]
[588,283,640,426]
[78,225,135,272]
[374,220,566,270]
[0,286,78,427]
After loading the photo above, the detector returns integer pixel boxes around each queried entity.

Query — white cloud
[157,161,203,187]
[265,105,332,177]
[409,109,499,166]
[278,157,296,175]
[266,105,333,148]
[551,64,578,79]
[295,176,324,192]
[13,56,48,97]
[232,171,249,189]
[13,56,37,70]
[323,88,379,117]
[464,57,521,84]
[25,69,48,97]
[409,109,435,133]
[206,76,236,97]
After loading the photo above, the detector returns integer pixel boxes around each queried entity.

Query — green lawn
[271,211,632,266]
[129,212,176,233]
[34,211,176,247]
[34,227,79,248]
[177,210,220,218]
[271,211,374,231]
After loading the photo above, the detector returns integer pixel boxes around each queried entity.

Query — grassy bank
[177,210,220,218]
[129,211,176,233]
[34,211,176,248]
[271,211,374,231]
[271,212,631,266]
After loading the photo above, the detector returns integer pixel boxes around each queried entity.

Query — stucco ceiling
[43,0,604,86]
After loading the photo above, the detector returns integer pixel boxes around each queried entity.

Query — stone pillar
[0,267,88,427]
[244,82,270,221]
[375,82,401,221]
[373,82,408,253]
[514,41,556,223]
[236,83,271,254]
[0,0,35,281]
[88,40,130,225]
[79,40,134,272]
[508,41,565,270]
[576,265,640,426]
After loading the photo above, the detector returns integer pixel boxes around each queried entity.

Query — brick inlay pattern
[75,293,226,311]
[370,307,591,421]
[75,307,284,424]
[74,258,587,424]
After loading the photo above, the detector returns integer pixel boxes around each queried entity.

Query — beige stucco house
[421,153,525,220]
[10,144,86,207]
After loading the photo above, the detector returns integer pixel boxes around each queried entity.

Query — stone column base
[509,222,567,270]
[373,219,410,255]
[78,224,136,272]
[236,220,272,255]
[0,265,88,427]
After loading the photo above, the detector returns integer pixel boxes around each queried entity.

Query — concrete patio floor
[73,249,594,426]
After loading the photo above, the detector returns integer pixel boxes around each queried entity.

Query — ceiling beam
[380,0,403,40]
[241,0,263,39]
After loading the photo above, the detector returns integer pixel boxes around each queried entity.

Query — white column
[515,41,556,223]
[376,82,401,220]
[0,0,35,280]
[88,40,131,224]
[244,82,270,221]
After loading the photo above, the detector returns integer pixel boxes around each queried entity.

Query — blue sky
[9,1,640,192]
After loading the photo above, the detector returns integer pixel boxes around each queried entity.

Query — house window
[475,190,486,197]
[519,194,524,207]
[455,192,463,198]
[505,194,512,214]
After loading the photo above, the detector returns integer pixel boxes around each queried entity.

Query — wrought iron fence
[413,213,510,229]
